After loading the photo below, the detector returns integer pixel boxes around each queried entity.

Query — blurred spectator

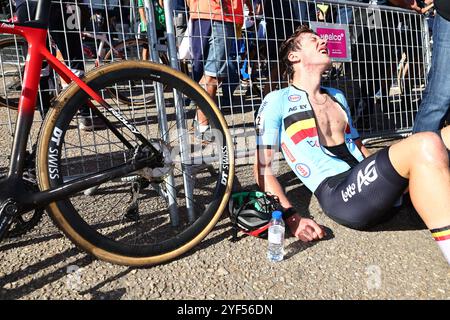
[397,0,450,134]
[332,0,407,130]
[110,0,132,37]
[187,0,251,139]
[221,0,255,106]
[15,0,104,130]
[137,0,165,60]
[173,0,188,46]
[15,0,85,112]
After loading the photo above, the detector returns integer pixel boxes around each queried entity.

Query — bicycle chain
[1,151,45,239]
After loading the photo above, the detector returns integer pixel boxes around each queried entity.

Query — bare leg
[440,126,450,150]
[142,47,149,61]
[388,128,450,229]
[197,74,218,125]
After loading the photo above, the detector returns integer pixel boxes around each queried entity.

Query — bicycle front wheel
[36,61,234,266]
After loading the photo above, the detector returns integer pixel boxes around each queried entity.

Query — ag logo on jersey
[295,163,311,178]
[288,104,308,113]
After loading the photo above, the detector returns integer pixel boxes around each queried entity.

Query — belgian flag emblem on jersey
[284,111,317,144]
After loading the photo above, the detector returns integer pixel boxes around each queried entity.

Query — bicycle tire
[36,60,234,266]
[0,37,26,110]
[104,38,169,65]
[104,38,169,106]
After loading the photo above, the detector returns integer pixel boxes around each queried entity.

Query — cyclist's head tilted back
[279,25,331,81]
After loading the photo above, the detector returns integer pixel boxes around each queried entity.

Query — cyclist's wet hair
[280,25,315,80]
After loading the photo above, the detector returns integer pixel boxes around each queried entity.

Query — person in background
[187,0,252,141]
[173,0,188,46]
[137,0,165,60]
[390,1,450,137]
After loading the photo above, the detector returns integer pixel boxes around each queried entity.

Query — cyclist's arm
[254,149,325,242]
[254,148,292,209]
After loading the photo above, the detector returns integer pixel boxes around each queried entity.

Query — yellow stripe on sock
[432,229,450,238]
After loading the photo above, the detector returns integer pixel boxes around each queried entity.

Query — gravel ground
[0,139,449,300]
[0,91,449,300]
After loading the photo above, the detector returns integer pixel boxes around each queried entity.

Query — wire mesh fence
[0,0,433,165]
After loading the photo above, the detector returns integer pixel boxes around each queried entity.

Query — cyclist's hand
[286,214,325,242]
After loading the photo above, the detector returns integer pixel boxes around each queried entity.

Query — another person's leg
[197,20,233,127]
[262,0,296,96]
[191,19,211,83]
[413,14,450,133]
[388,127,450,263]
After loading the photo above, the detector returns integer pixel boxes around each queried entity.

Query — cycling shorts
[314,147,409,230]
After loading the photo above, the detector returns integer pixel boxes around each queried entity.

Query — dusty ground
[0,135,449,300]
[0,80,448,301]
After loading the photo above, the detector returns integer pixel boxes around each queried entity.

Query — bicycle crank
[0,199,19,241]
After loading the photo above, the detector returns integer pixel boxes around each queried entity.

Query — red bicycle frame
[0,0,159,219]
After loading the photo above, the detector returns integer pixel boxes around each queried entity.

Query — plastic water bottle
[267,211,285,262]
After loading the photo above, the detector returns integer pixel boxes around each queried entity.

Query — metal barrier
[160,0,432,159]
[0,0,433,166]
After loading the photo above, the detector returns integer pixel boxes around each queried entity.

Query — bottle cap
[272,211,282,219]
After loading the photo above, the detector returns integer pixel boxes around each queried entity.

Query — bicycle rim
[37,61,234,266]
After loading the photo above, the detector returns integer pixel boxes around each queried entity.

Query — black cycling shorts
[314,147,409,230]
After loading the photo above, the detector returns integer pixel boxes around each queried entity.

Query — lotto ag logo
[295,163,311,178]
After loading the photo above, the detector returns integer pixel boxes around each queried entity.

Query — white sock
[431,225,450,265]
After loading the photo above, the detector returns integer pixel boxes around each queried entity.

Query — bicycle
[0,31,169,110]
[0,0,234,267]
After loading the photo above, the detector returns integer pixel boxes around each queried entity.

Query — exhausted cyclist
[254,25,450,265]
